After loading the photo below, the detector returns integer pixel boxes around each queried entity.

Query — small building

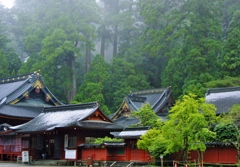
[1,102,123,162]
[79,127,152,166]
[111,127,152,162]
[111,87,175,127]
[0,71,63,126]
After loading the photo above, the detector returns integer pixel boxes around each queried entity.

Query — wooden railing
[1,145,21,153]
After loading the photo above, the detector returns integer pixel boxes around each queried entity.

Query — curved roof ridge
[131,87,168,95]
[206,86,240,96]
[43,102,99,112]
[0,72,40,84]
[152,88,172,112]
[128,98,139,111]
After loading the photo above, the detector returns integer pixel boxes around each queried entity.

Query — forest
[1,0,240,115]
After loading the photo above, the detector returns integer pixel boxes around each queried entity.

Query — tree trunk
[100,27,105,58]
[100,1,107,58]
[86,40,91,74]
[113,23,118,57]
[183,137,188,165]
[112,0,119,57]
[71,57,76,101]
[66,53,76,103]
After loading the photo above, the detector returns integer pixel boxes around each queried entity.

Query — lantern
[35,86,40,93]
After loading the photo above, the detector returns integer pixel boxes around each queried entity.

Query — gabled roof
[0,72,63,124]
[111,127,150,139]
[112,87,174,120]
[113,116,140,128]
[0,71,63,106]
[205,86,240,114]
[11,102,124,133]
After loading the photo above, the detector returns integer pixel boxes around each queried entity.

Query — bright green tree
[134,103,165,159]
[133,102,163,129]
[162,94,216,164]
[137,128,167,159]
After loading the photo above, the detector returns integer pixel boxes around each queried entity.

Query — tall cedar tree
[222,10,240,77]
[73,55,111,115]
[15,0,100,103]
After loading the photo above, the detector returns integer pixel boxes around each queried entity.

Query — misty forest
[0,0,240,115]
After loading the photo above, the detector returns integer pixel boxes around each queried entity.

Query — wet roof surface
[206,87,240,114]
[11,105,98,132]
[11,103,123,132]
[112,127,149,139]
[0,105,43,118]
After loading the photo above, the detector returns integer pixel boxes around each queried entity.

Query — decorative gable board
[84,110,112,122]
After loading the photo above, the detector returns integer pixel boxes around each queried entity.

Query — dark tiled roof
[126,88,172,113]
[111,127,150,139]
[205,86,240,114]
[0,79,29,103]
[78,121,124,130]
[103,142,126,147]
[0,72,63,122]
[11,102,124,133]
[114,116,140,128]
[205,142,232,146]
[112,87,174,122]
[0,72,63,105]
[0,105,43,118]
[78,143,102,147]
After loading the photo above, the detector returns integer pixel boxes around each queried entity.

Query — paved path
[0,162,71,167]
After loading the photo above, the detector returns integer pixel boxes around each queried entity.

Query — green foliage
[136,94,217,160]
[216,104,240,163]
[205,76,240,88]
[214,123,238,142]
[14,0,100,103]
[133,103,163,129]
[159,0,222,98]
[222,10,240,77]
[3,1,240,134]
[73,55,110,115]
[137,128,167,158]
[162,94,217,162]
[39,28,78,103]
[0,50,9,78]
[106,57,150,112]
[5,48,22,75]
[93,136,123,144]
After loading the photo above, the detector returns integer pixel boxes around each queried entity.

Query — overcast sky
[0,0,14,8]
